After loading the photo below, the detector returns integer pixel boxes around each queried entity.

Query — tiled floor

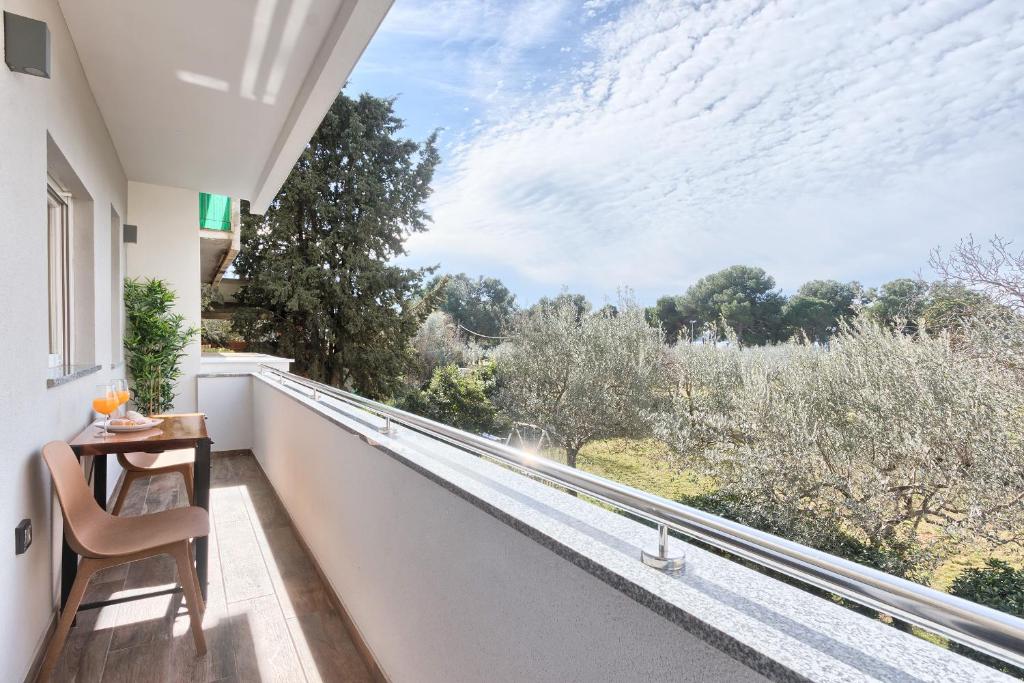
[52,453,374,683]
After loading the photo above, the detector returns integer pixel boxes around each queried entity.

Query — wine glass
[112,379,130,417]
[92,384,118,437]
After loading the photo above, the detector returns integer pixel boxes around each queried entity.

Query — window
[110,207,124,365]
[47,182,71,368]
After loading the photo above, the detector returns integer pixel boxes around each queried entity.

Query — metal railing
[258,365,1024,669]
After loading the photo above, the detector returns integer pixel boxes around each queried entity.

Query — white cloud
[403,0,1024,300]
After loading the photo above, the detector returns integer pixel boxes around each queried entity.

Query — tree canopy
[867,278,930,330]
[232,92,440,398]
[784,279,860,342]
[495,297,667,467]
[677,265,785,345]
[646,295,695,344]
[428,273,517,340]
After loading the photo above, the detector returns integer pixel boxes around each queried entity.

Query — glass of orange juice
[92,384,119,437]
[112,378,130,416]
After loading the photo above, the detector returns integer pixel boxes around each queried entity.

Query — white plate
[93,418,163,432]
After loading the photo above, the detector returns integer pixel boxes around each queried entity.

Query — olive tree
[660,315,1024,577]
[496,296,668,468]
[409,311,466,385]
[930,234,1024,313]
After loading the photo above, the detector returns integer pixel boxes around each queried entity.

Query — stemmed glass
[92,384,118,437]
[112,379,130,417]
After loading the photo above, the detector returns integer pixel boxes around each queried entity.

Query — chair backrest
[42,441,108,558]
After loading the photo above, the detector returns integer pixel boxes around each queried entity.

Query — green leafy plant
[949,560,1024,676]
[124,278,198,415]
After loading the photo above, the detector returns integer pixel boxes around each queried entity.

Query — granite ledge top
[254,374,1013,683]
[46,364,102,388]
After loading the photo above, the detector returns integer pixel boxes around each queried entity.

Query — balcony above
[58,0,393,212]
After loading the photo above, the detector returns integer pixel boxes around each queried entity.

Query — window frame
[47,179,72,369]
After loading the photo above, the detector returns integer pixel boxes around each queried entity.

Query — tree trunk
[566,447,579,469]
[565,446,580,497]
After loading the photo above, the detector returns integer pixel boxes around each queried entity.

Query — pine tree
[233,92,441,398]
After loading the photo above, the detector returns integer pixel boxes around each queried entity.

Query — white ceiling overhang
[60,0,392,214]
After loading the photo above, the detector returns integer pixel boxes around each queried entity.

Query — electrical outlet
[15,519,31,554]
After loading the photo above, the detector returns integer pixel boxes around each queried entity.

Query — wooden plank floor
[52,452,374,683]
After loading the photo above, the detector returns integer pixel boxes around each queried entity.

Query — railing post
[377,415,395,436]
[641,523,684,572]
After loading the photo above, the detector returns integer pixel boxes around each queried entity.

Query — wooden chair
[39,441,209,681]
[111,448,195,516]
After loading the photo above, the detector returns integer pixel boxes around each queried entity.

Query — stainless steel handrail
[258,364,1024,669]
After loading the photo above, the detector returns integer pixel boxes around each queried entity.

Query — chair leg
[186,540,205,615]
[172,542,207,656]
[111,470,140,516]
[180,465,195,507]
[38,558,98,681]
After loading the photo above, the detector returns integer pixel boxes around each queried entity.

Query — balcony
[52,452,373,682]
[48,366,1024,682]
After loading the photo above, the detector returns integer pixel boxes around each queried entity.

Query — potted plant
[123,278,198,415]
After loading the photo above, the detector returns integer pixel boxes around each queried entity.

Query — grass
[576,438,712,501]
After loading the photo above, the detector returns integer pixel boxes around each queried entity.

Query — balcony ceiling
[59,0,391,213]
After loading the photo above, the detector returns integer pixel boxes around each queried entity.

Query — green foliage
[867,278,930,330]
[201,319,237,348]
[783,295,834,342]
[949,560,1024,676]
[426,363,500,433]
[397,361,503,434]
[232,92,441,398]
[784,279,860,342]
[428,273,517,340]
[660,314,1024,578]
[529,291,592,321]
[680,491,925,581]
[677,265,785,345]
[409,310,467,385]
[200,283,222,313]
[922,282,991,332]
[123,278,198,415]
[647,295,695,345]
[496,295,667,467]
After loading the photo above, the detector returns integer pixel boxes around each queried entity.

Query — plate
[93,418,163,432]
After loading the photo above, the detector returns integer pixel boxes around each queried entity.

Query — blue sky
[346,0,1024,306]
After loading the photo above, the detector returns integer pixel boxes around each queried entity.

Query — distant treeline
[428,266,989,348]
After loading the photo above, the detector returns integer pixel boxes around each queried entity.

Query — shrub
[397,362,504,435]
[409,311,466,385]
[201,319,236,348]
[949,560,1024,676]
[124,278,198,414]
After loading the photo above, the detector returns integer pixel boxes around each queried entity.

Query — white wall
[198,375,254,451]
[0,1,128,679]
[252,378,764,683]
[126,181,202,412]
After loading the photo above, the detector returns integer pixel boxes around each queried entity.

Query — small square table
[64,413,212,610]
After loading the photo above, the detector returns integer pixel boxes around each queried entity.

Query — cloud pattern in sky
[348,0,1024,304]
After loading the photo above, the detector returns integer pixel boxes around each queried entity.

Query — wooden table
[64,413,212,610]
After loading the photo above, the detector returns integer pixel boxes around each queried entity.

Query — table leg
[92,455,107,510]
[61,537,76,610]
[194,437,211,600]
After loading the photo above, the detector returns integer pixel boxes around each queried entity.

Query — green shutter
[199,193,232,231]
